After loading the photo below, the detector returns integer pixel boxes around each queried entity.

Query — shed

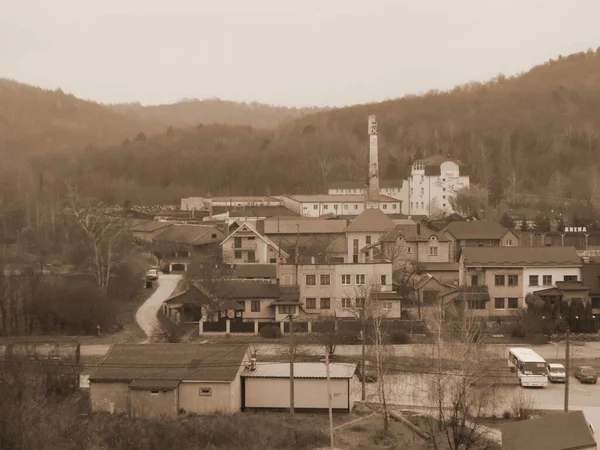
[241,362,356,413]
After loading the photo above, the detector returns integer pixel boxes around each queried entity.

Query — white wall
[522,267,582,298]
[244,378,350,410]
[178,382,234,414]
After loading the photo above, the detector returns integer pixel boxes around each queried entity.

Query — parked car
[356,360,378,383]
[547,363,566,383]
[145,268,160,281]
[574,366,598,384]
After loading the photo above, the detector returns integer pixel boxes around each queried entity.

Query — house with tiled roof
[89,344,249,419]
[128,220,174,243]
[376,222,452,265]
[442,220,519,261]
[221,222,289,265]
[458,246,582,318]
[410,273,457,319]
[345,209,396,263]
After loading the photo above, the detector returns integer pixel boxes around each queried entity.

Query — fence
[230,321,255,333]
[283,322,308,333]
[203,321,227,332]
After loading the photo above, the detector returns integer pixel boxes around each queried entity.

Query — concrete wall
[130,388,178,420]
[523,267,582,298]
[244,378,350,410]
[90,381,130,415]
[240,298,276,320]
[178,382,234,414]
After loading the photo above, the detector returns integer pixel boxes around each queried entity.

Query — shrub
[511,323,527,339]
[388,330,411,344]
[503,410,512,420]
[259,325,282,339]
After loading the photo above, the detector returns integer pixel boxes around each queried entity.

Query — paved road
[135,273,182,342]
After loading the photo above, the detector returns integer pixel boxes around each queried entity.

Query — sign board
[565,227,587,233]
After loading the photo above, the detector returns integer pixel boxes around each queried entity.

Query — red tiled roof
[345,209,396,232]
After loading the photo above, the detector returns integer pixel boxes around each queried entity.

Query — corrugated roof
[90,344,248,382]
[282,194,397,203]
[462,246,582,267]
[500,410,596,450]
[152,224,219,245]
[263,218,348,234]
[345,209,396,232]
[443,221,510,240]
[241,362,356,379]
[129,379,180,390]
[232,264,277,279]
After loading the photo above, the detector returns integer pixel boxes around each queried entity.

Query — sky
[1,0,600,108]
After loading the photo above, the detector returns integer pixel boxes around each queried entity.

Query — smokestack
[367,115,380,207]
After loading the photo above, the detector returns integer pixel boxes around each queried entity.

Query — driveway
[135,273,182,342]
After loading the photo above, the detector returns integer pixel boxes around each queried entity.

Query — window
[313,204,318,210]
[543,275,552,286]
[421,187,424,195]
[279,305,295,315]
[354,204,359,210]
[494,298,505,309]
[495,275,505,286]
[383,302,393,311]
[247,251,255,262]
[592,297,600,309]
[443,195,446,199]
[323,204,328,210]
[353,255,359,263]
[305,275,316,286]
[251,300,260,312]
[383,204,387,209]
[305,298,316,309]
[355,298,366,308]
[411,202,414,209]
[410,188,413,195]
[429,246,438,256]
[508,275,518,286]
[240,301,246,312]
[234,250,242,259]
[353,239,359,254]
[334,204,338,210]
[341,274,351,285]
[468,300,486,310]
[247,236,255,240]
[341,298,352,308]
[529,275,539,286]
[199,388,212,396]
[392,204,397,209]
[320,274,331,285]
[564,275,578,282]
[443,188,446,191]
[380,275,387,285]
[366,236,372,244]
[211,233,217,239]
[234,237,242,248]
[508,298,519,309]
[320,298,330,309]
[506,240,513,246]
[471,275,479,286]
[406,246,412,254]
[421,202,424,209]
[270,258,276,263]
[344,204,348,210]
[356,274,365,285]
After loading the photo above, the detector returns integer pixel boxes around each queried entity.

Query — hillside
[112,99,324,130]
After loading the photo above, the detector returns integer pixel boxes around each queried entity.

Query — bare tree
[371,299,393,430]
[151,313,188,343]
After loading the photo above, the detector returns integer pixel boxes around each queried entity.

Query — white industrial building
[277,194,401,218]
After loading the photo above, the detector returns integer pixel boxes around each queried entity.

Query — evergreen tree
[499,212,515,229]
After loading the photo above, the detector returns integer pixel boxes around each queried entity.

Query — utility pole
[325,352,335,449]
[289,313,295,416]
[360,307,367,401]
[564,327,570,413]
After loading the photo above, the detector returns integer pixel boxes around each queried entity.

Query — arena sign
[564,227,587,233]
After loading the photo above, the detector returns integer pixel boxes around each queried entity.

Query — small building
[442,220,519,261]
[500,410,596,450]
[418,262,459,286]
[345,209,396,263]
[221,222,289,264]
[241,362,357,413]
[127,220,174,243]
[377,222,452,265]
[89,344,249,419]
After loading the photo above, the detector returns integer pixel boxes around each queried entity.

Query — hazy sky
[1,0,599,107]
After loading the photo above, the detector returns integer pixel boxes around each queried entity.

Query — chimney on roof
[250,357,257,370]
[417,223,421,235]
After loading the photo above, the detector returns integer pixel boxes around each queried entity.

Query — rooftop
[263,218,348,234]
[462,246,582,267]
[90,344,248,383]
[211,196,281,203]
[328,179,404,189]
[345,208,396,233]
[231,264,277,279]
[241,362,357,379]
[211,206,299,218]
[281,194,397,203]
[127,220,175,233]
[152,224,220,245]
[419,262,460,272]
[381,223,448,242]
[500,410,596,450]
[443,220,510,240]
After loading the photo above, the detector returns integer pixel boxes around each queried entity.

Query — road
[135,273,182,342]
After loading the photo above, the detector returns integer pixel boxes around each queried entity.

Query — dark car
[574,366,598,384]
[356,360,378,383]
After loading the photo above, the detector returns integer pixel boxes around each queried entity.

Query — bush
[259,325,282,339]
[511,323,527,339]
[503,410,512,420]
[388,330,411,344]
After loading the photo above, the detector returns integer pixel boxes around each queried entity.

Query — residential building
[231,263,277,281]
[377,222,452,265]
[89,344,249,419]
[411,273,456,319]
[345,209,396,263]
[242,362,357,413]
[152,224,227,271]
[278,262,401,319]
[442,220,519,261]
[221,222,289,264]
[277,194,401,218]
[407,156,470,216]
[535,281,592,318]
[458,246,582,318]
[418,262,460,286]
[500,410,596,450]
[127,220,174,243]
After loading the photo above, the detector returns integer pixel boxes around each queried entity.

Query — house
[534,281,592,320]
[277,194,401,218]
[407,156,470,216]
[242,362,357,413]
[345,209,396,263]
[582,263,600,314]
[278,262,402,319]
[500,410,596,450]
[410,273,456,318]
[418,262,460,286]
[442,220,519,261]
[221,222,289,264]
[127,220,174,243]
[377,222,452,265]
[152,223,227,271]
[458,246,582,318]
[262,217,349,263]
[89,344,249,419]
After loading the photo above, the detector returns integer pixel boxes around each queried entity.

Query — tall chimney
[367,115,380,208]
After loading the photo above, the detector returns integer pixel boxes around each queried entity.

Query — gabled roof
[152,224,220,245]
[345,209,396,233]
[326,235,348,253]
[241,362,356,379]
[442,285,490,302]
[231,264,277,279]
[419,262,459,272]
[500,410,596,450]
[128,220,174,233]
[381,223,448,242]
[263,218,348,234]
[555,281,589,291]
[462,246,582,267]
[415,273,455,290]
[443,221,511,240]
[90,344,248,383]
[221,222,289,259]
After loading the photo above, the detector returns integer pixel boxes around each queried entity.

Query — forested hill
[111,99,324,130]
